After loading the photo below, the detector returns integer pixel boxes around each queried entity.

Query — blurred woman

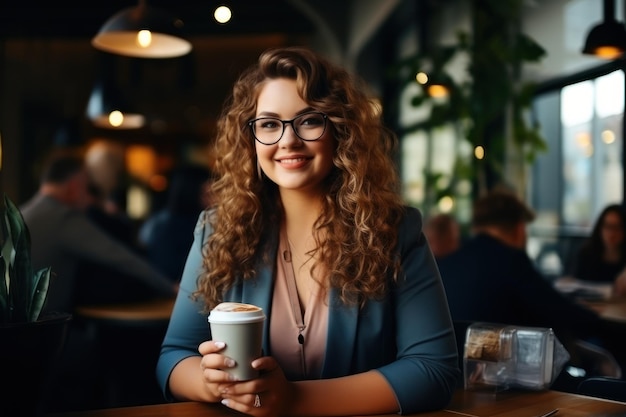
[573,204,626,283]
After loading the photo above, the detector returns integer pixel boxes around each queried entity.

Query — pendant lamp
[92,0,192,59]
[582,0,626,59]
[86,54,146,130]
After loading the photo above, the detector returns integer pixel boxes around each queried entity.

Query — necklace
[280,234,308,347]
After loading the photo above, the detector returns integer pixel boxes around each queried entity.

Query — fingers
[251,355,279,372]
[221,392,267,416]
[199,340,226,355]
[199,341,238,383]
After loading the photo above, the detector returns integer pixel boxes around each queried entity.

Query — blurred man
[424,213,461,260]
[20,149,177,314]
[437,187,625,387]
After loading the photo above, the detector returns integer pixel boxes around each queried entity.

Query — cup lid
[208,302,265,324]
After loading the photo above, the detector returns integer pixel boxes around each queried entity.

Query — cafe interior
[2,0,626,415]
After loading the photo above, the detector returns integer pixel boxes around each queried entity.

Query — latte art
[213,302,262,313]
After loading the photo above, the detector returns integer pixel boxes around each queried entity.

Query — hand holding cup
[208,302,265,381]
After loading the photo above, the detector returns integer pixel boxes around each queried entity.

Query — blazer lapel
[321,288,359,377]
[242,238,278,357]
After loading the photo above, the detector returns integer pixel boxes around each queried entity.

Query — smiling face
[254,78,335,195]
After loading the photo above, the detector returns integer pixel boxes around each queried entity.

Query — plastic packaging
[463,322,570,391]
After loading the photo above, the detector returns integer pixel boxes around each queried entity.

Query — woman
[573,204,626,283]
[156,47,459,416]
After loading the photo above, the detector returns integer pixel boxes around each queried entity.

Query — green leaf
[30,267,51,322]
[6,195,33,321]
[0,194,52,323]
[0,254,8,323]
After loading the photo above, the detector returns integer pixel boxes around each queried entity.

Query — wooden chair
[577,376,626,402]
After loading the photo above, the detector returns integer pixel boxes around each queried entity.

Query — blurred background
[0,0,624,277]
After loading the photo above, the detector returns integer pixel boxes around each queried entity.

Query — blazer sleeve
[156,210,211,400]
[376,206,460,413]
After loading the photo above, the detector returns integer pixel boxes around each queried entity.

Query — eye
[258,118,281,130]
[298,113,324,127]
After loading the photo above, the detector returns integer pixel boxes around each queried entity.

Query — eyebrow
[255,107,316,118]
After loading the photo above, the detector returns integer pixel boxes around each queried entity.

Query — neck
[604,246,622,262]
[475,225,525,249]
[280,189,323,246]
[39,183,74,208]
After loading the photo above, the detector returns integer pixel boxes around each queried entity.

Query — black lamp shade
[582,0,626,59]
[582,20,626,58]
[92,3,192,59]
[86,73,146,130]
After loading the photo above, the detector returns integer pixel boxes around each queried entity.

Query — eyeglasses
[248,111,328,145]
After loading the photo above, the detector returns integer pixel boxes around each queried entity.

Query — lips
[278,157,309,164]
[276,155,312,168]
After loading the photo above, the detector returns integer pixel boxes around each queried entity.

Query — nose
[278,122,301,146]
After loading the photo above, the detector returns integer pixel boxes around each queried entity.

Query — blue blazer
[157,206,460,414]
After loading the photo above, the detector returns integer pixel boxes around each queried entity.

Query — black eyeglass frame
[247,111,328,145]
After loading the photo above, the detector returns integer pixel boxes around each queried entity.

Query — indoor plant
[1,194,51,323]
[0,193,72,416]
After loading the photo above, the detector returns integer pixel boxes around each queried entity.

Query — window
[528,65,625,277]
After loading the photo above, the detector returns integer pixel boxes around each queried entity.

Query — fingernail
[224,358,235,367]
[221,399,229,406]
[214,341,225,349]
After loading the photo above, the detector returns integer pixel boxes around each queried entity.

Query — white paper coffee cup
[208,302,265,381]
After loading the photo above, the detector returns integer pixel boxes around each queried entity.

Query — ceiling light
[214,6,232,24]
[92,0,192,59]
[582,0,626,59]
[86,82,146,129]
[86,55,146,130]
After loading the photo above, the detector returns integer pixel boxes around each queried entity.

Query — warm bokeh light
[474,145,485,159]
[127,185,151,219]
[149,174,168,192]
[108,110,124,127]
[594,46,623,59]
[214,6,232,23]
[576,131,592,148]
[415,72,428,84]
[126,145,157,183]
[437,196,454,212]
[602,129,616,144]
[136,30,152,48]
[427,84,449,98]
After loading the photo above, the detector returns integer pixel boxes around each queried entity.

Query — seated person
[571,204,626,284]
[156,46,460,416]
[19,149,177,314]
[139,165,212,280]
[424,213,461,260]
[437,187,624,384]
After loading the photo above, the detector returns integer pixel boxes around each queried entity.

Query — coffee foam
[213,302,261,313]
[208,302,265,324]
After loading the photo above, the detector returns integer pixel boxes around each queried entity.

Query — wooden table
[47,388,626,417]
[75,297,175,324]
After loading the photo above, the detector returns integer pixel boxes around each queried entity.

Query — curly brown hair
[195,47,405,310]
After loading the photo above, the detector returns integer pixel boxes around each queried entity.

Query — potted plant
[389,0,547,214]
[0,194,72,417]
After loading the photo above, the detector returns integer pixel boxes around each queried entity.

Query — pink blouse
[269,232,329,380]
